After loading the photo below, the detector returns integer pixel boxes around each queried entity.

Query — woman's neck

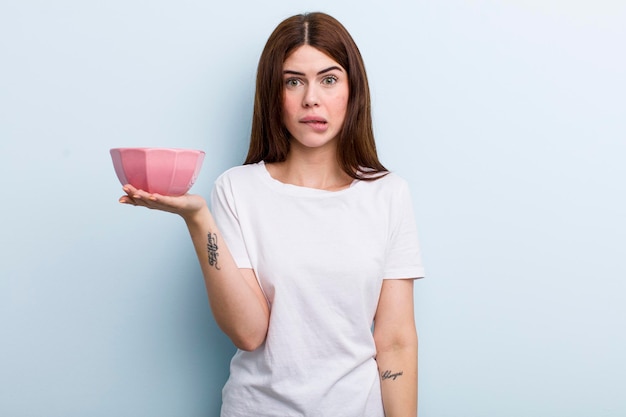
[266,146,353,191]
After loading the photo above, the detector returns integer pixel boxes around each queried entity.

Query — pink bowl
[110,147,205,196]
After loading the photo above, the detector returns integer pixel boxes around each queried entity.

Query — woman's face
[281,45,349,152]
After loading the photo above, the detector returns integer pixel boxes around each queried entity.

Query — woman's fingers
[118,195,135,205]
[118,185,191,214]
[117,191,207,220]
[119,185,156,207]
[122,184,138,195]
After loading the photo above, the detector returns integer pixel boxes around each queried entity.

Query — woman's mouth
[300,117,328,132]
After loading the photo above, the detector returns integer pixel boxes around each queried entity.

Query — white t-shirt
[211,162,424,417]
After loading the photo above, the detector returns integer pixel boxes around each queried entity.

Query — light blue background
[1,1,624,416]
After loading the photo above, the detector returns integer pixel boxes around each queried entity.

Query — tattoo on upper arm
[207,232,221,270]
[381,370,404,381]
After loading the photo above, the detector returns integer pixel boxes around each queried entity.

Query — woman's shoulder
[360,170,410,191]
[215,162,264,185]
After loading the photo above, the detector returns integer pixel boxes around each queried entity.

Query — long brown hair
[244,12,387,180]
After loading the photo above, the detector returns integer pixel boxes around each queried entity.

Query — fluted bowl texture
[110,147,205,196]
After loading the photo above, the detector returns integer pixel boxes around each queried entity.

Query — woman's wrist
[181,202,212,227]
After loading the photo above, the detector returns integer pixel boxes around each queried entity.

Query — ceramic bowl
[110,147,205,196]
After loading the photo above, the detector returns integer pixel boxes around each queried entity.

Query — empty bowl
[110,147,205,196]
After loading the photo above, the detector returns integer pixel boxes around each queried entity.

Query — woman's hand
[118,184,207,221]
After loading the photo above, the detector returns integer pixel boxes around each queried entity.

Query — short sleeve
[383,179,425,279]
[210,174,252,269]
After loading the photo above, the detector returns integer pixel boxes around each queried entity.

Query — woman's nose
[302,86,319,107]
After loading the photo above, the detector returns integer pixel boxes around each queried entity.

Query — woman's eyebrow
[317,66,343,75]
[282,66,344,76]
[283,70,305,76]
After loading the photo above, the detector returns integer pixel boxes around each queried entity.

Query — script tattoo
[207,232,221,270]
[381,370,404,381]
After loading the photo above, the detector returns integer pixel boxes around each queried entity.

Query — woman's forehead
[283,45,344,72]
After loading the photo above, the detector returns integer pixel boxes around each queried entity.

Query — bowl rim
[110,147,205,154]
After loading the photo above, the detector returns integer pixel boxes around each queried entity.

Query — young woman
[120,12,424,417]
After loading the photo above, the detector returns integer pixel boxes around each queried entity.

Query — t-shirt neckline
[255,161,361,197]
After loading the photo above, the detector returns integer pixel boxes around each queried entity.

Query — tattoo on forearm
[381,370,404,381]
[207,232,221,270]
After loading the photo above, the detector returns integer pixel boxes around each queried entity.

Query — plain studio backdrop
[1,1,624,416]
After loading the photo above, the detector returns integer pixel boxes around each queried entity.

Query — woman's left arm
[373,278,418,417]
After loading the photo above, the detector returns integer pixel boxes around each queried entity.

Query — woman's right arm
[120,185,270,351]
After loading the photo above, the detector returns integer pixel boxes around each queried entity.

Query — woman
[120,12,424,417]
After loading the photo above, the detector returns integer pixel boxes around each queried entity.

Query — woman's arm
[373,278,418,417]
[119,185,270,351]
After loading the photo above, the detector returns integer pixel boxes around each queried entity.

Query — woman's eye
[285,78,301,87]
[322,76,338,85]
